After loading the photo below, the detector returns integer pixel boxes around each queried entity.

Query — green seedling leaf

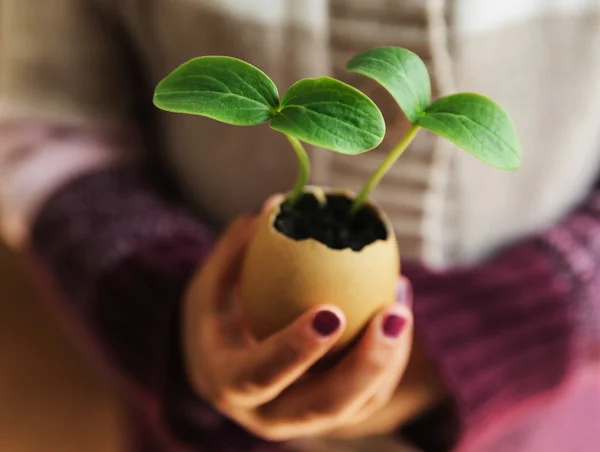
[270,77,385,154]
[346,46,431,123]
[153,56,280,126]
[416,93,522,170]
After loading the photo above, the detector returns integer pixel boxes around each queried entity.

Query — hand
[323,333,448,439]
[182,215,414,442]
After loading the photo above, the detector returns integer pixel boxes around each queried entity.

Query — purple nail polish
[312,310,341,336]
[382,314,406,338]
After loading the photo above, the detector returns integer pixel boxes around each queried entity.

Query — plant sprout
[153,56,385,205]
[154,50,522,220]
[346,47,522,213]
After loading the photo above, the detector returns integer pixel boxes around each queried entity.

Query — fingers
[396,276,412,308]
[345,278,414,424]
[258,303,412,434]
[262,193,285,213]
[184,216,259,393]
[222,306,346,407]
[336,355,407,430]
[196,216,260,349]
[201,216,258,314]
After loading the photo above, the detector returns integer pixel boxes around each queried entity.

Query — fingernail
[396,280,412,308]
[382,314,406,338]
[263,194,285,213]
[312,310,341,337]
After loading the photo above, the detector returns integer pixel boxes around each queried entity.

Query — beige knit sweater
[1,0,600,267]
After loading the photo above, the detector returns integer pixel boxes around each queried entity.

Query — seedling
[153,48,522,349]
[154,49,521,218]
[346,46,522,212]
[153,56,386,205]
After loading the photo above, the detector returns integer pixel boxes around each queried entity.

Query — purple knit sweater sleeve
[28,166,275,452]
[402,190,600,451]
[29,165,600,452]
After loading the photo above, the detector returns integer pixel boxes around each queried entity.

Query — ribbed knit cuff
[403,239,578,450]
[26,166,307,451]
[29,166,210,382]
[25,167,236,448]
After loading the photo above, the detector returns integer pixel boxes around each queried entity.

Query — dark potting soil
[274,193,387,251]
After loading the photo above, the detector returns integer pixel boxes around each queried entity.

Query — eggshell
[239,187,399,350]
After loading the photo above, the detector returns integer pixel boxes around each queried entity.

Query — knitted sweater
[1,1,600,451]
[22,163,600,452]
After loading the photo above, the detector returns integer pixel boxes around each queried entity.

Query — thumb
[202,216,258,314]
[262,193,286,213]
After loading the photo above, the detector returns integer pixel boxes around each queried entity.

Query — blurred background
[1,1,599,451]
[0,244,129,452]
[0,0,129,447]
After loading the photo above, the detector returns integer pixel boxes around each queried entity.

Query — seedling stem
[351,124,421,213]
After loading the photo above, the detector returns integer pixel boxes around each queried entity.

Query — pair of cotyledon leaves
[153,47,522,171]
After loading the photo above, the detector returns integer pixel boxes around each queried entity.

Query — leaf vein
[277,110,353,148]
[288,100,373,118]
[363,55,422,111]
[155,90,269,109]
[422,112,519,158]
[287,105,381,141]
[166,74,233,94]
[225,69,276,107]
